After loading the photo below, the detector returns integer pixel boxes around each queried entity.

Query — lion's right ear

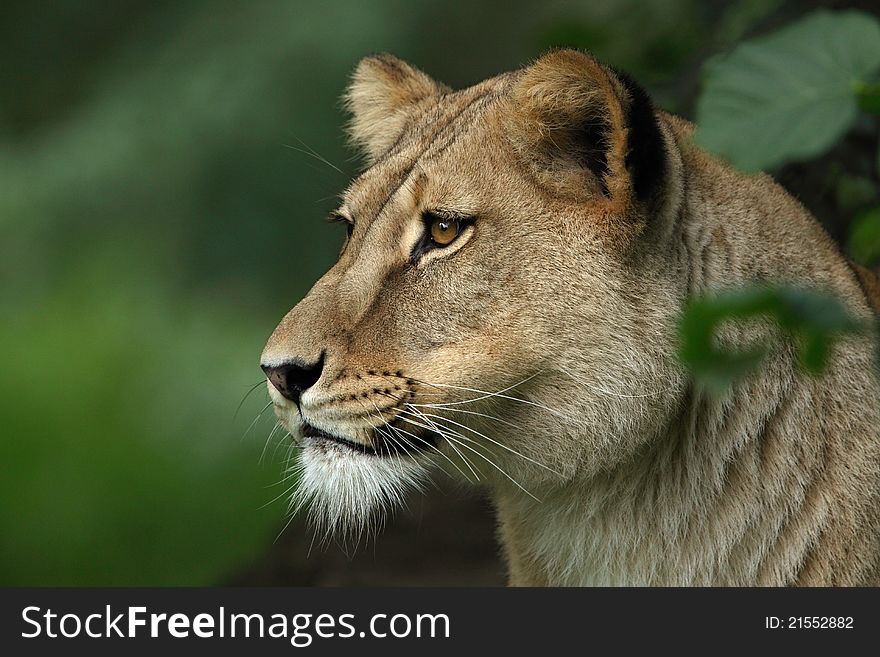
[344,54,448,164]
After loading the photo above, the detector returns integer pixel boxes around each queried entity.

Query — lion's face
[261,51,685,536]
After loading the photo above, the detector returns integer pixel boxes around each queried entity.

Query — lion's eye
[327,210,354,238]
[430,217,460,246]
[412,211,474,263]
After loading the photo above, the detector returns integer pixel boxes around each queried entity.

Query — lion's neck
[495,371,851,586]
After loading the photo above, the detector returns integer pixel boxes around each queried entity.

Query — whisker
[397,408,538,501]
[409,403,522,430]
[234,379,269,421]
[274,504,302,544]
[397,406,482,481]
[282,137,345,175]
[407,406,563,477]
[376,424,444,494]
[557,368,665,399]
[241,400,274,442]
[408,373,569,419]
[369,389,479,481]
[436,427,540,502]
[259,421,283,464]
[391,414,478,483]
[260,478,302,510]
[408,371,540,398]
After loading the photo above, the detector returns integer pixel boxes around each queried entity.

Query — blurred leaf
[714,0,784,48]
[848,207,880,266]
[696,10,880,171]
[537,20,609,52]
[0,256,291,584]
[534,1,702,83]
[679,285,865,391]
[856,81,880,114]
[836,174,879,212]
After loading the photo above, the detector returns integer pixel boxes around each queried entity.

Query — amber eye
[430,217,460,246]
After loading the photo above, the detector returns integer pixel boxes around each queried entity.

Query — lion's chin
[291,437,429,541]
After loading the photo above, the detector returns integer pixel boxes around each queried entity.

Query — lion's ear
[507,50,667,208]
[344,54,448,163]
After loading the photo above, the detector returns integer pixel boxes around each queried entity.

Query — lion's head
[261,50,686,538]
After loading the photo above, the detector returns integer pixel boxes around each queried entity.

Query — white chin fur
[291,439,428,541]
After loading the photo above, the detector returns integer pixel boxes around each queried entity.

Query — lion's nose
[261,354,324,404]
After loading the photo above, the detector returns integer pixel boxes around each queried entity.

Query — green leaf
[695,10,880,171]
[848,207,880,266]
[877,140,880,179]
[679,285,865,392]
[856,81,880,114]
[835,174,879,212]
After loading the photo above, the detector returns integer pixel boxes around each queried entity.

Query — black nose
[261,355,324,404]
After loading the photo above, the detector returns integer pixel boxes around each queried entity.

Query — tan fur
[262,51,880,586]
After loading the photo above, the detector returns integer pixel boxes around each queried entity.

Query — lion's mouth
[301,421,440,457]
[302,422,378,455]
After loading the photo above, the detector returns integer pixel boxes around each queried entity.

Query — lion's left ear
[344,54,449,164]
[507,50,668,210]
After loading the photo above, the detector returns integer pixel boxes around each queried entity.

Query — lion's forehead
[342,85,510,221]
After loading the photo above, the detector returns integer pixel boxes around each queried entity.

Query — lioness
[261,50,880,585]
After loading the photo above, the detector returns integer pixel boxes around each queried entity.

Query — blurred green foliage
[1,0,731,585]
[849,208,880,266]
[679,286,866,392]
[685,8,880,391]
[696,10,880,172]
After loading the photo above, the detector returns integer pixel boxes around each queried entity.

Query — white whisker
[395,411,481,482]
[242,400,274,441]
[407,406,563,477]
[397,408,539,502]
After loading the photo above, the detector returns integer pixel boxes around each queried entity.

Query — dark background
[1,0,877,586]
